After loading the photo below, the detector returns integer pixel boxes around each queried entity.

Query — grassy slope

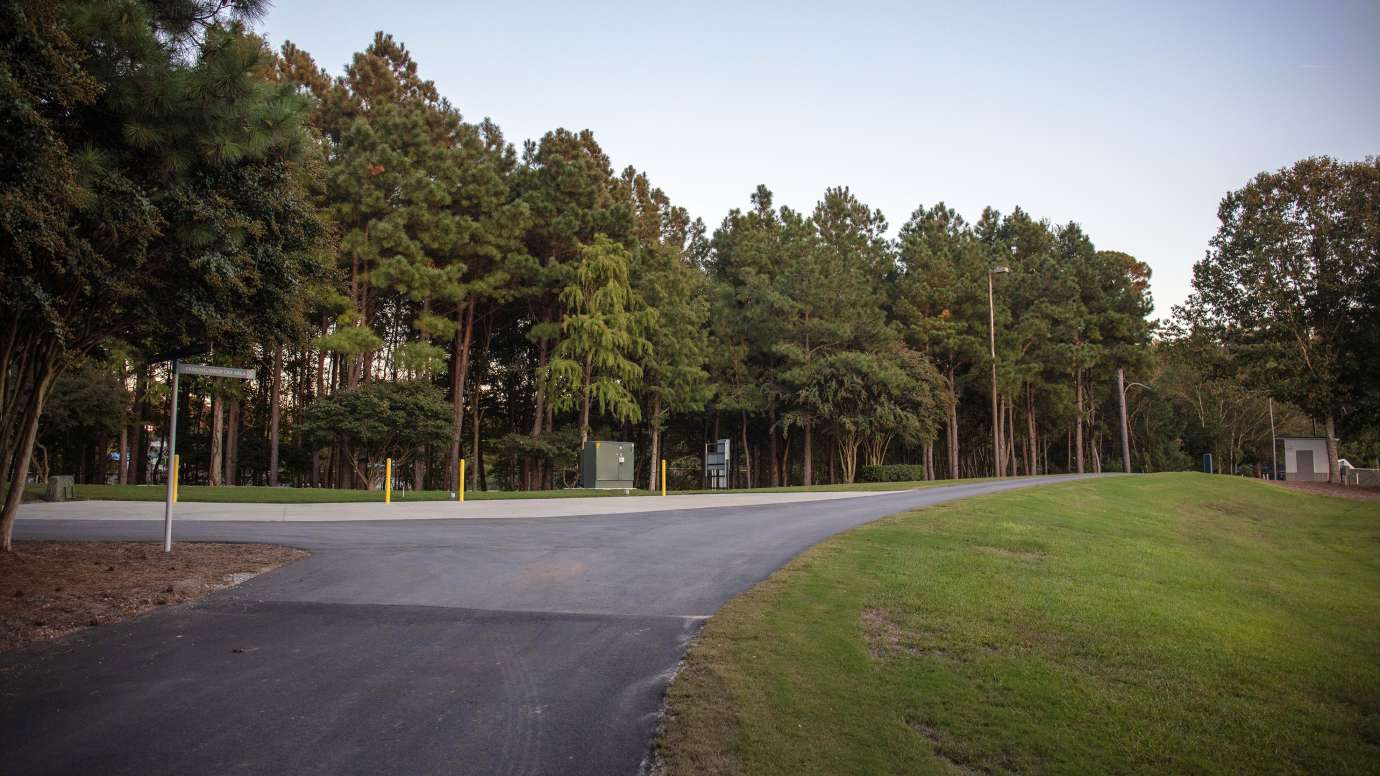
[25,478,980,503]
[657,473,1380,775]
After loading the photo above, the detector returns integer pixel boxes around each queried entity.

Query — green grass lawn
[23,477,982,503]
[656,473,1380,775]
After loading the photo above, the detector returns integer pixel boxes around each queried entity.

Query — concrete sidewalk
[16,488,902,522]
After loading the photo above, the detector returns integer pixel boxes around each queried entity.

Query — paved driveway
[1,476,1088,775]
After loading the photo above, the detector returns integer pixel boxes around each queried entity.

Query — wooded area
[4,0,1378,549]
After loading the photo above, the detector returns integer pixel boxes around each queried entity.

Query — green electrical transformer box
[581,440,635,489]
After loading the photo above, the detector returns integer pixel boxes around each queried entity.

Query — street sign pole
[163,360,180,552]
[161,360,256,552]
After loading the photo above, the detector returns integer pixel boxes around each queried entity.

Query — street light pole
[988,267,1008,477]
[1117,368,1131,474]
[162,360,179,552]
[1268,397,1277,481]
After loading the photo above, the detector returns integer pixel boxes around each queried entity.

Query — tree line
[4,1,1377,549]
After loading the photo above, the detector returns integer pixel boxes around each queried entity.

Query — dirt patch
[0,541,307,652]
[974,545,1046,562]
[1276,481,1380,502]
[904,717,984,774]
[861,607,950,660]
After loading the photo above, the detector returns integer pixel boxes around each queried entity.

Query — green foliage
[392,341,447,376]
[0,0,326,544]
[316,325,383,356]
[17,12,1341,503]
[550,235,654,435]
[37,363,130,478]
[301,380,451,472]
[621,168,712,429]
[856,464,927,482]
[1183,156,1379,438]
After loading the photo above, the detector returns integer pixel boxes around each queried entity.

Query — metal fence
[1342,467,1380,487]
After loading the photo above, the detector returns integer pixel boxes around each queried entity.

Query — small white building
[1281,437,1329,482]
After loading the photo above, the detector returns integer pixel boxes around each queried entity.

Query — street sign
[177,363,256,380]
[162,359,256,553]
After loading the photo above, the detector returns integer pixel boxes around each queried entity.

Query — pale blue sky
[259,0,1379,316]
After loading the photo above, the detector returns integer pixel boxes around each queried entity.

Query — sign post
[162,361,256,552]
[162,360,180,551]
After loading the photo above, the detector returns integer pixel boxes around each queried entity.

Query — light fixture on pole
[988,266,1009,477]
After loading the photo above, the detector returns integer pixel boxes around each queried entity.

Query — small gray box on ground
[47,475,75,502]
[581,441,634,489]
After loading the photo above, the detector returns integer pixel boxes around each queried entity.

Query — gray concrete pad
[1,475,1102,775]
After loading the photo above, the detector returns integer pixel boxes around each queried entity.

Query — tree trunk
[311,323,327,487]
[226,398,240,486]
[948,376,960,480]
[530,336,548,440]
[579,357,593,447]
[134,367,149,483]
[768,411,780,488]
[1,353,61,551]
[1005,398,1014,475]
[528,335,548,491]
[209,395,224,487]
[448,297,476,491]
[781,430,791,486]
[269,345,282,487]
[648,417,661,492]
[1007,397,1017,475]
[1027,385,1039,476]
[544,403,554,489]
[740,411,751,489]
[1325,415,1340,483]
[924,441,934,481]
[802,423,813,486]
[1075,369,1086,474]
[469,385,481,493]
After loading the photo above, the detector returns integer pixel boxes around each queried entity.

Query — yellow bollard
[172,454,180,504]
[459,458,466,503]
[385,458,392,503]
[661,459,667,497]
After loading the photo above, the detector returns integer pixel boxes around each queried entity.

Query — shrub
[857,464,926,483]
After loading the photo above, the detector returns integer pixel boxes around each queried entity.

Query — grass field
[22,478,977,503]
[655,473,1380,775]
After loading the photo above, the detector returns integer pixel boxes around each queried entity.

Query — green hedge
[857,464,926,482]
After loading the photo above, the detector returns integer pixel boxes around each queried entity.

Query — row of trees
[5,2,1377,550]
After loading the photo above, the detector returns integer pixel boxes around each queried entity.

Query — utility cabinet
[704,438,730,489]
[46,475,75,502]
[581,441,635,489]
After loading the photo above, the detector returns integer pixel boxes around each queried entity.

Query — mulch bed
[0,541,307,653]
[1277,481,1380,502]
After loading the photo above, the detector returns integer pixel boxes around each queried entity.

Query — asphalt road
[1,475,1089,776]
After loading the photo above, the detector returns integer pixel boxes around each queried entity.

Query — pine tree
[549,236,654,446]
[1,0,324,548]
